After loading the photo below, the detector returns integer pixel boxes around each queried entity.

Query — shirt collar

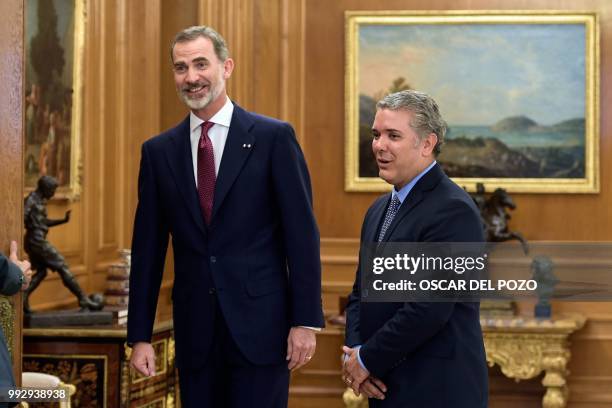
[189,96,234,133]
[393,161,437,204]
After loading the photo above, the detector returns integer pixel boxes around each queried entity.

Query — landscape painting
[25,0,84,199]
[345,12,599,193]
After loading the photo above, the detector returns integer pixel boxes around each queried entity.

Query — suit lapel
[211,104,255,221]
[165,116,207,236]
[365,195,389,243]
[382,163,445,242]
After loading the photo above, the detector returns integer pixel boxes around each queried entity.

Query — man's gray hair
[170,26,229,62]
[376,90,447,155]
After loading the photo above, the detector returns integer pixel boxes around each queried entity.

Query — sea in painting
[356,23,586,179]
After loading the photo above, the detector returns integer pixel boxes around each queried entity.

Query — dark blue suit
[345,164,488,407]
[127,104,324,407]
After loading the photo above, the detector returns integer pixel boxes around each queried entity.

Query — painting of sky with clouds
[357,23,587,179]
[359,24,585,126]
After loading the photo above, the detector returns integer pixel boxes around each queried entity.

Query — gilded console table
[342,313,585,408]
[23,320,176,408]
[481,313,585,408]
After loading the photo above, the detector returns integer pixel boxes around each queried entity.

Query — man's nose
[373,136,386,152]
[185,67,199,83]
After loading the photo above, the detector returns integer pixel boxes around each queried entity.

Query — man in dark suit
[343,90,488,407]
[1,241,32,408]
[127,26,324,407]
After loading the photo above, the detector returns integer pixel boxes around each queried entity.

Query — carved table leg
[121,343,132,408]
[541,348,570,408]
[343,387,368,408]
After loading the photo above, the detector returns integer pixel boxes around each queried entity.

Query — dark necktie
[378,195,401,242]
[197,121,215,225]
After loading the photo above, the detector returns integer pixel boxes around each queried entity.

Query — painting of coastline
[346,13,599,193]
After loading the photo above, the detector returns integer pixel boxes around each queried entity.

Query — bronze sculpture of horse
[471,183,529,254]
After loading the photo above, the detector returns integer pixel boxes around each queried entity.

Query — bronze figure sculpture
[24,176,104,313]
[471,182,529,254]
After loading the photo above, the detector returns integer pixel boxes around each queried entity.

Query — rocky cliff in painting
[438,137,541,177]
[356,95,586,179]
[491,115,538,132]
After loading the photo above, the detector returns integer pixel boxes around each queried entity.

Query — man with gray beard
[127,26,324,408]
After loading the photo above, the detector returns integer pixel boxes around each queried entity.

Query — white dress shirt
[190,97,234,187]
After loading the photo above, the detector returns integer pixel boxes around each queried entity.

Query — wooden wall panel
[28,0,164,311]
[99,0,118,252]
[122,0,162,233]
[160,0,199,132]
[0,0,24,383]
[198,0,255,110]
[196,0,306,141]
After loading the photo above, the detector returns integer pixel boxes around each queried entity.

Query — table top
[24,319,173,339]
[480,312,585,333]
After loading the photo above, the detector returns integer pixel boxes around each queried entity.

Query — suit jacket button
[210,256,216,263]
[209,288,216,295]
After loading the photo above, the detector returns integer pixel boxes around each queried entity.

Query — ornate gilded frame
[345,11,599,193]
[24,0,85,200]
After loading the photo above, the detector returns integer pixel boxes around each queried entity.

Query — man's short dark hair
[170,26,229,62]
[377,90,447,155]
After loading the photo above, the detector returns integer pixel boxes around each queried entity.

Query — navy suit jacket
[127,104,324,371]
[345,164,488,407]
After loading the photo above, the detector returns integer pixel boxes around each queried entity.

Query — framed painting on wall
[25,0,85,200]
[345,11,599,193]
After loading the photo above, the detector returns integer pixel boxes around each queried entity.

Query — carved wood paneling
[0,0,23,384]
[197,0,306,143]
[198,0,255,110]
[159,0,199,132]
[279,0,306,147]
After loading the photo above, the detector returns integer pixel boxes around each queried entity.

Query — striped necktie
[378,195,401,242]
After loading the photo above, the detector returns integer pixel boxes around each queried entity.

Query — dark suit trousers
[178,299,290,408]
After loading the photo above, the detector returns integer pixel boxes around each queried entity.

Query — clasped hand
[342,346,387,400]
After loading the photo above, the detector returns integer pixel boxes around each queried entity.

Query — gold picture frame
[25,0,86,200]
[345,11,599,193]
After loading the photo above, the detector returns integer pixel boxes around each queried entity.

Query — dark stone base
[25,309,114,327]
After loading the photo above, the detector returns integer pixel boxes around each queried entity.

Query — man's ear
[421,133,438,156]
[223,58,235,79]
